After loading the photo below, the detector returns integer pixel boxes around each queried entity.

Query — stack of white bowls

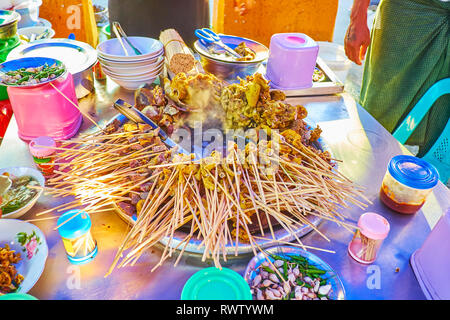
[97,36,164,90]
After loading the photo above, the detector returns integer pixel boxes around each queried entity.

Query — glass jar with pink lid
[29,136,57,179]
[348,212,390,264]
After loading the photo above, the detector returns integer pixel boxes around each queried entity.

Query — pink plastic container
[266,33,319,90]
[348,212,390,264]
[411,208,450,299]
[7,72,82,141]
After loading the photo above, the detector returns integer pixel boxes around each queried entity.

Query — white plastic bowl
[0,219,48,293]
[103,64,164,77]
[104,69,162,81]
[97,37,164,62]
[97,54,163,68]
[103,69,163,81]
[100,57,164,75]
[0,167,44,219]
[100,55,164,68]
[107,74,159,90]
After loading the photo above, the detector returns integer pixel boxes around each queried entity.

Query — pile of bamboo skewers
[34,120,370,276]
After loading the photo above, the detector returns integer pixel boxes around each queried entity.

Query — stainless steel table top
[0,80,448,300]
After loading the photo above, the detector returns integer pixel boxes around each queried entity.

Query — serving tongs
[112,21,143,56]
[113,99,193,158]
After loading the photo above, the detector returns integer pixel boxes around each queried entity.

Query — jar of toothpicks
[57,209,98,265]
[348,212,390,264]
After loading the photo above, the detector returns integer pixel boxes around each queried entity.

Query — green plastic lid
[181,267,252,300]
[101,24,110,37]
[0,293,38,300]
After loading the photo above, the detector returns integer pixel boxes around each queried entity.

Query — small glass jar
[380,155,439,214]
[348,212,390,264]
[57,210,98,265]
[29,136,58,178]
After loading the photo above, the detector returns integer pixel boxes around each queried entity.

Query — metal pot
[0,10,21,40]
[193,34,268,83]
[197,54,264,83]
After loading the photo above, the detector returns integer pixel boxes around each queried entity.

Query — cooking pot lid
[7,38,97,75]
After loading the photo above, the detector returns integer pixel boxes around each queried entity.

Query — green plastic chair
[393,78,450,185]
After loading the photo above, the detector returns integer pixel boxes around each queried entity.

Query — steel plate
[7,39,98,98]
[8,38,97,74]
[244,245,346,300]
[108,113,336,255]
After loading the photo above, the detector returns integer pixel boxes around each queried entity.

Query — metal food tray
[261,57,344,97]
[109,113,336,255]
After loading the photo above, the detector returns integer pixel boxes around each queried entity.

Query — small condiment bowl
[0,167,44,219]
[93,5,109,26]
[194,34,268,83]
[17,26,56,41]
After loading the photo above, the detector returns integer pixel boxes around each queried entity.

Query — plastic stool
[393,78,450,185]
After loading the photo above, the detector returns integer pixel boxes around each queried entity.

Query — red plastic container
[0,100,13,138]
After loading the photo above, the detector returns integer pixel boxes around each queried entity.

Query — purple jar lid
[271,33,318,50]
[29,136,56,158]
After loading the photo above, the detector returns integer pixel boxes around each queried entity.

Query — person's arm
[344,0,371,65]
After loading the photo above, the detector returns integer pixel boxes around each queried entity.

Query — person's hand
[344,18,371,65]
